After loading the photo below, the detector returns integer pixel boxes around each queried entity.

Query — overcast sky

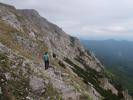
[1,0,133,41]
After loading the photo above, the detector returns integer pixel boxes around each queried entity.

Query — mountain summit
[0,3,132,100]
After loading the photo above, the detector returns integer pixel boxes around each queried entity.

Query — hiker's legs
[45,61,49,69]
[47,61,49,68]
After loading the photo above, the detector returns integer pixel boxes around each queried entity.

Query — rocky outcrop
[0,3,132,100]
[122,90,132,100]
[99,78,118,95]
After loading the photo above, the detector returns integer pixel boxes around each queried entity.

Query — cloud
[1,0,133,40]
[103,26,126,32]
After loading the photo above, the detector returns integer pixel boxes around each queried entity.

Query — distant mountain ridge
[81,39,133,66]
[81,39,133,96]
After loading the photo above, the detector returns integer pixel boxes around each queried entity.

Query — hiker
[43,52,49,70]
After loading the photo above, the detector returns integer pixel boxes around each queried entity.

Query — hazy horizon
[82,39,133,41]
[80,38,133,41]
[1,0,133,41]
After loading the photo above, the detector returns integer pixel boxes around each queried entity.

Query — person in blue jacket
[43,52,49,70]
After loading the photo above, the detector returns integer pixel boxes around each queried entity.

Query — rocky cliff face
[0,3,132,100]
